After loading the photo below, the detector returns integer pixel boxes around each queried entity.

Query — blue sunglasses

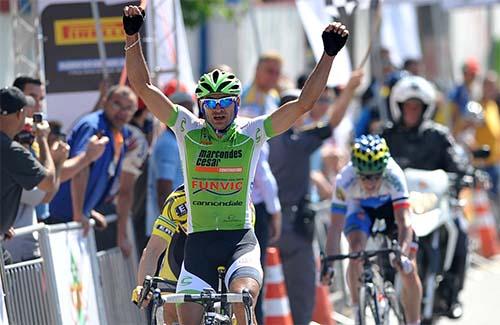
[200,96,237,110]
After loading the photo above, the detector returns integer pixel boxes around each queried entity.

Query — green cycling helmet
[351,135,390,175]
[195,69,242,99]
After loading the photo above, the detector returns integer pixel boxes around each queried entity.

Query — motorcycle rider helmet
[195,69,242,123]
[351,135,390,175]
[389,75,436,124]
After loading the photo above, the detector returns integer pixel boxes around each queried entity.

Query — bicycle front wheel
[359,284,381,325]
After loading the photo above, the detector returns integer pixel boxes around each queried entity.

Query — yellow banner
[54,17,125,45]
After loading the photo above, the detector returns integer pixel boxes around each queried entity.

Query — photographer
[0,87,67,244]
[4,119,70,262]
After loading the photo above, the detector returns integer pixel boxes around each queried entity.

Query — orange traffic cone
[312,257,336,325]
[312,284,336,325]
[471,189,499,257]
[264,247,294,325]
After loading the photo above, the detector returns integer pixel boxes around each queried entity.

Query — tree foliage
[181,0,237,28]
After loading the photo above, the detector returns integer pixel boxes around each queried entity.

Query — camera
[33,113,44,123]
[14,123,35,146]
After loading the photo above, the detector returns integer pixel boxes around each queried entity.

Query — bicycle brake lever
[241,288,253,307]
[138,275,153,305]
[152,288,162,305]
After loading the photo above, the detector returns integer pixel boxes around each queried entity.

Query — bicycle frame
[322,242,406,325]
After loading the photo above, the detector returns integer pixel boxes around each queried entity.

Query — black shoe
[447,301,463,319]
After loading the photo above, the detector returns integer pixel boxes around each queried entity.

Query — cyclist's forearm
[125,34,152,95]
[395,208,413,250]
[298,53,334,109]
[137,250,160,285]
[326,213,345,256]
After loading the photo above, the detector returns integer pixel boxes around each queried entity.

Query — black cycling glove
[322,27,349,57]
[123,9,145,36]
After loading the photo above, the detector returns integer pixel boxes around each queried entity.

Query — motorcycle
[405,168,470,324]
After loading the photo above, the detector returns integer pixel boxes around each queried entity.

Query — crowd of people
[1,6,499,325]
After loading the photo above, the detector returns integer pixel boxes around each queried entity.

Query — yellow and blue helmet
[351,135,390,175]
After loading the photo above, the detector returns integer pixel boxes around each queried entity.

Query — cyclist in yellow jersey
[132,185,256,323]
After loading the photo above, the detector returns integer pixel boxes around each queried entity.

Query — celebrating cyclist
[123,5,349,324]
[323,135,422,325]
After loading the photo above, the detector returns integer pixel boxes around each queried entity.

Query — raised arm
[328,69,363,128]
[123,6,175,124]
[269,23,349,136]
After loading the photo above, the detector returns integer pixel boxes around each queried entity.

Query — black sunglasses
[358,173,383,181]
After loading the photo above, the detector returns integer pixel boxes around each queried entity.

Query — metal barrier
[4,258,55,325]
[98,247,145,324]
[0,217,145,325]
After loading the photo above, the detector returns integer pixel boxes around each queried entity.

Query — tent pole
[90,0,109,81]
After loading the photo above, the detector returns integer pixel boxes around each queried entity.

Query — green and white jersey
[166,105,276,233]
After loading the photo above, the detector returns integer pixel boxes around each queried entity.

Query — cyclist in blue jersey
[123,5,349,324]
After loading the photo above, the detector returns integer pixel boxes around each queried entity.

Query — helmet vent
[219,80,231,91]
[212,70,220,82]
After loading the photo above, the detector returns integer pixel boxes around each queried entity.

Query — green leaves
[181,0,239,28]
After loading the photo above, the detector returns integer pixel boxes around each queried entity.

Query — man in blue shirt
[240,52,282,118]
[48,85,137,238]
[449,58,479,131]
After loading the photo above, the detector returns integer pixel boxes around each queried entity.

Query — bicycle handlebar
[161,293,250,304]
[322,247,397,263]
[155,289,253,306]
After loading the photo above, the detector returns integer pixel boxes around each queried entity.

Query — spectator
[13,76,108,220]
[125,98,154,254]
[132,99,154,145]
[354,79,384,137]
[297,73,308,90]
[4,119,72,262]
[380,47,396,77]
[48,85,137,241]
[268,70,362,324]
[13,76,45,116]
[117,123,149,255]
[240,51,282,117]
[403,58,423,76]
[475,72,500,197]
[94,120,149,256]
[145,91,193,237]
[0,87,67,241]
[449,57,480,133]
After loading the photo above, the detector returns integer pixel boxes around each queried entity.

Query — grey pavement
[437,255,500,325]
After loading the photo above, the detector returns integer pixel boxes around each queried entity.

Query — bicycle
[138,267,253,325]
[322,241,406,325]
